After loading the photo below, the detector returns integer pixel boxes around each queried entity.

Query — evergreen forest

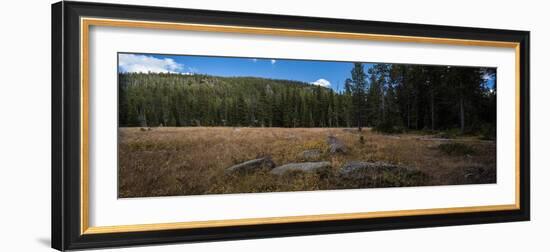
[118,63,496,135]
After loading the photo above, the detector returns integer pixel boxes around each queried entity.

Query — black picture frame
[52,1,530,251]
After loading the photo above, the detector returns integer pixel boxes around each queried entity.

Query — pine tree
[348,63,368,131]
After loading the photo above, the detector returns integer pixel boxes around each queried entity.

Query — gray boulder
[386,135,400,140]
[339,161,401,178]
[462,164,496,184]
[270,162,331,175]
[301,149,321,161]
[327,136,347,154]
[417,137,452,142]
[225,157,275,174]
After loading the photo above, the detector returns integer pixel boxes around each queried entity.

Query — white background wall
[0,0,547,251]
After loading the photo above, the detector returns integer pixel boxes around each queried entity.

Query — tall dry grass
[118,127,496,197]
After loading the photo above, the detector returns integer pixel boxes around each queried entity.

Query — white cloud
[118,54,183,73]
[482,72,492,81]
[311,78,331,88]
[271,59,277,64]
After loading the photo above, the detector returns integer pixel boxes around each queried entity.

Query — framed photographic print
[52,1,530,250]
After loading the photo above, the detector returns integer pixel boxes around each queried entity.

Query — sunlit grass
[118,127,496,197]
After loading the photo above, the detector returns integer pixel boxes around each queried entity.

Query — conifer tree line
[118,63,496,133]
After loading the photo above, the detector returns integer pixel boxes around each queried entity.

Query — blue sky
[118,53,495,91]
[118,53,362,91]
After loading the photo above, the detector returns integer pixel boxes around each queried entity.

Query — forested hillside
[118,63,496,134]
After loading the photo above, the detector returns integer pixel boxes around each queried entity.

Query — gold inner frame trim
[85,204,517,234]
[80,17,521,235]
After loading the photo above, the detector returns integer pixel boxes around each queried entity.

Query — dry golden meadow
[118,127,496,198]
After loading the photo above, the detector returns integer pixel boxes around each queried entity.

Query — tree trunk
[381,87,386,123]
[459,97,465,133]
[431,89,435,130]
[407,100,410,128]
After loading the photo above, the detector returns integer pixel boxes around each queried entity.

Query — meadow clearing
[118,127,496,198]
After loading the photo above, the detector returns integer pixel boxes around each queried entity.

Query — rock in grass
[339,161,401,178]
[462,164,495,184]
[270,162,331,175]
[225,157,275,174]
[339,161,430,187]
[301,149,321,161]
[327,136,347,154]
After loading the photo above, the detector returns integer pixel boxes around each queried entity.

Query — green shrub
[438,142,476,156]
[479,123,496,140]
[437,128,462,139]
[373,121,404,134]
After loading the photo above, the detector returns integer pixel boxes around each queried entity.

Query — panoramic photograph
[117,52,497,198]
